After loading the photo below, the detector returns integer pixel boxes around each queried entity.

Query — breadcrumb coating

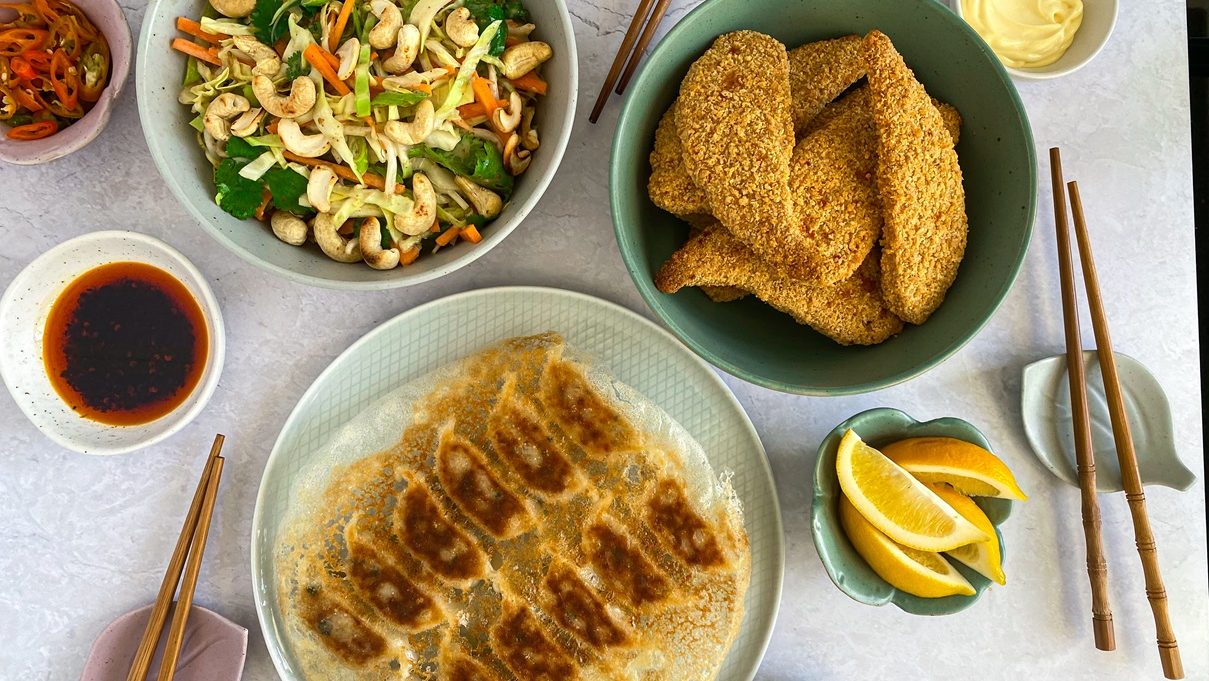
[864,30,968,325]
[654,225,903,346]
[675,31,796,241]
[787,35,866,135]
[791,88,964,285]
[648,99,711,217]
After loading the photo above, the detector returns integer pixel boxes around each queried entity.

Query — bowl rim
[0,230,227,455]
[949,0,1119,80]
[134,0,578,291]
[0,0,133,165]
[609,0,1037,396]
[809,407,1012,615]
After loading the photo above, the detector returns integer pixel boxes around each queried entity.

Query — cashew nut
[313,212,362,262]
[383,99,435,145]
[358,217,400,269]
[503,132,530,175]
[381,67,449,91]
[520,105,538,150]
[270,211,309,246]
[278,119,331,157]
[252,75,317,119]
[506,22,536,41]
[393,172,437,235]
[368,0,403,50]
[382,24,420,74]
[500,41,552,79]
[335,38,360,81]
[229,107,264,137]
[203,93,250,142]
[491,91,522,133]
[444,7,479,48]
[232,35,282,77]
[307,166,337,213]
[209,0,254,19]
[454,176,502,219]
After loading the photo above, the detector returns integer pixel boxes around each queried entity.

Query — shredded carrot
[304,43,351,95]
[435,226,460,247]
[457,98,509,120]
[175,17,223,43]
[400,246,421,265]
[461,225,483,243]
[266,117,279,134]
[254,187,272,221]
[320,47,340,70]
[282,151,404,193]
[329,0,353,52]
[337,220,354,236]
[430,220,440,233]
[471,75,498,121]
[414,82,432,94]
[171,37,221,66]
[507,71,547,95]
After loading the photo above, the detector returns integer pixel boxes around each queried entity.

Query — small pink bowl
[0,0,132,165]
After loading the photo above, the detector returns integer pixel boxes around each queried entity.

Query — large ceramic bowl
[610,0,1036,395]
[136,0,577,290]
[811,408,1014,615]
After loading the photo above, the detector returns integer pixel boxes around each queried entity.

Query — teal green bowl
[609,0,1036,396]
[811,408,1013,615]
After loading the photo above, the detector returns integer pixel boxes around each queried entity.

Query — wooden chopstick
[1067,181,1184,679]
[156,454,225,681]
[588,0,662,123]
[126,435,225,681]
[612,0,673,96]
[1049,148,1115,652]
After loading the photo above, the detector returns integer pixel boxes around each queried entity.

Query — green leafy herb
[408,133,513,197]
[371,90,429,108]
[214,159,265,219]
[7,113,34,127]
[225,137,260,160]
[284,51,307,80]
[250,0,290,44]
[264,166,310,213]
[464,0,528,55]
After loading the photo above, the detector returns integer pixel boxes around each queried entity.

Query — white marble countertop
[1,0,1205,679]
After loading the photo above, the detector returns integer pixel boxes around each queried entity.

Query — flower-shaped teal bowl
[811,408,1014,615]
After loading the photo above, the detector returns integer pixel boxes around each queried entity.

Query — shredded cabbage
[409,0,454,46]
[201,17,254,35]
[313,92,360,178]
[239,151,279,181]
[435,20,501,124]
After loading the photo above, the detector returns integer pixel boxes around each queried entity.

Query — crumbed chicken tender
[864,30,968,325]
[654,225,903,346]
[648,99,711,217]
[675,31,797,243]
[791,88,964,285]
[787,35,866,135]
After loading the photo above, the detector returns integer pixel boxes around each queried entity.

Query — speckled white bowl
[0,231,225,455]
[135,0,577,290]
[0,0,133,165]
[950,0,1117,80]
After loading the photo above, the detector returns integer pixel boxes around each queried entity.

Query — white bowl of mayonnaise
[951,0,1118,80]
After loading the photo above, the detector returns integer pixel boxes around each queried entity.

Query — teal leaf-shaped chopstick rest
[1021,351,1195,492]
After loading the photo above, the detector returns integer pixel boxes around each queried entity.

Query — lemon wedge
[839,495,976,598]
[881,436,1028,501]
[930,484,1006,585]
[836,429,989,551]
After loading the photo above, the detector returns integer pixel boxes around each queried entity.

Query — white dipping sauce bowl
[951,0,1118,80]
[0,231,225,455]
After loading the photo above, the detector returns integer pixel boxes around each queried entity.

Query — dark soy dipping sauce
[42,262,208,426]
